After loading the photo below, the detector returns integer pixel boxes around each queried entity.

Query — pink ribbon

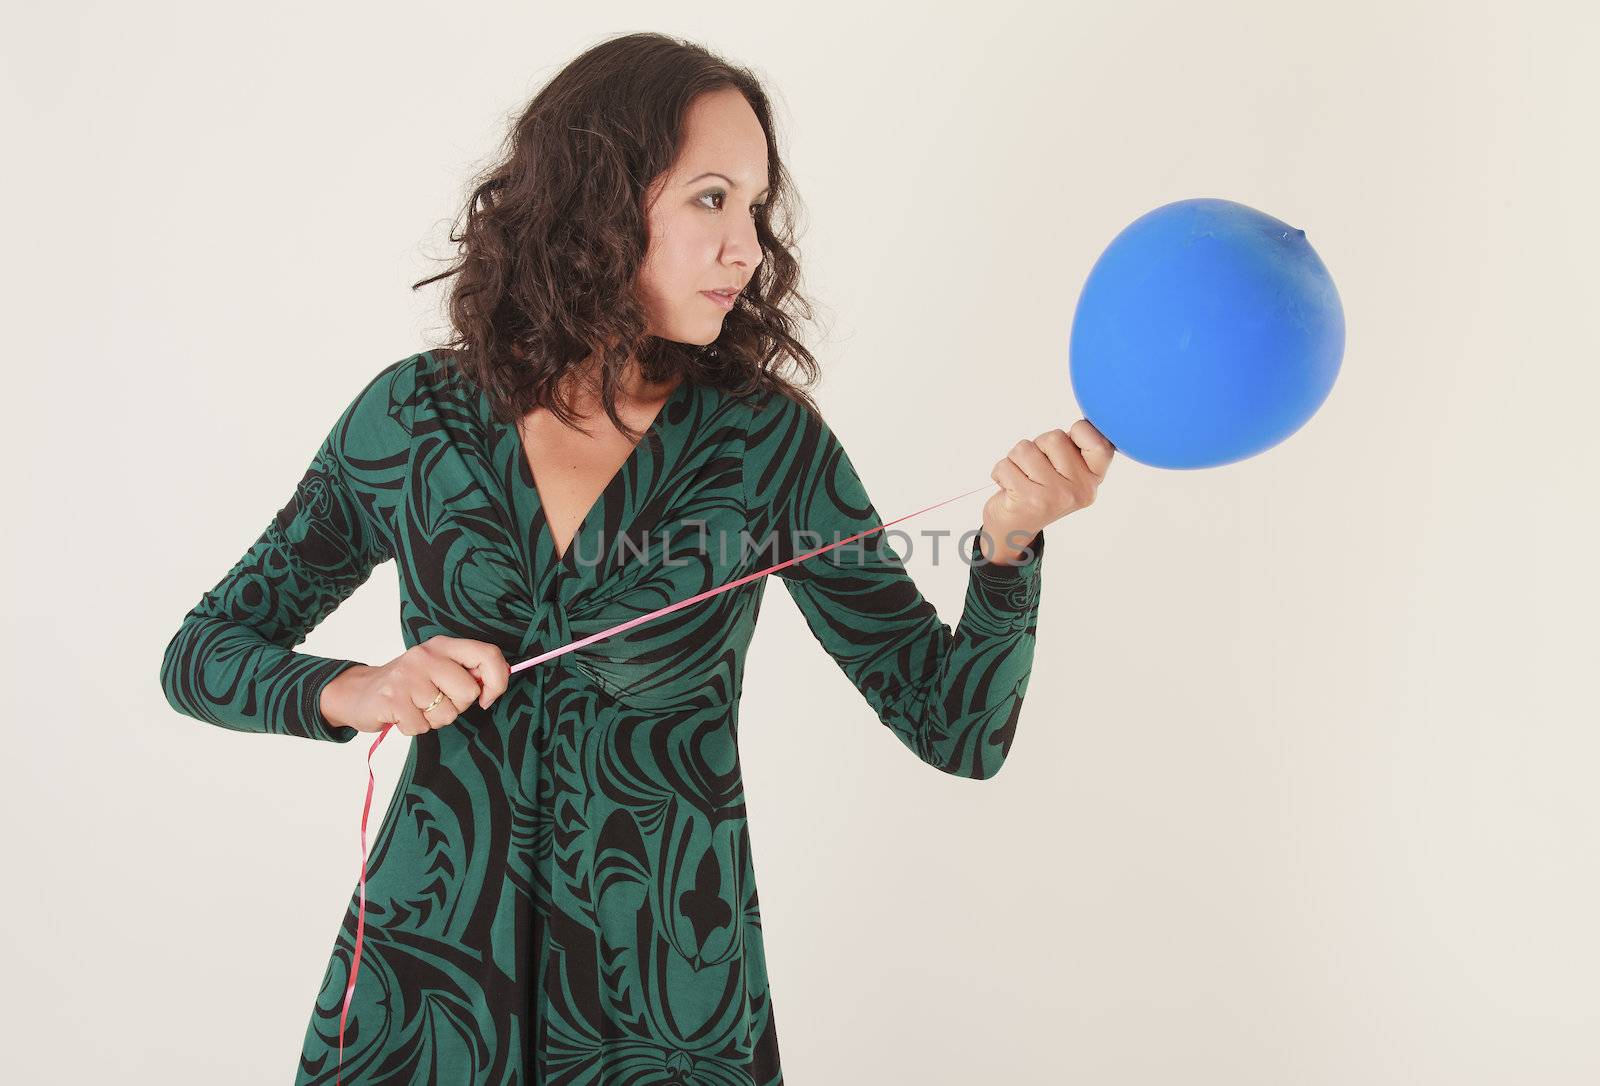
[335,482,994,1082]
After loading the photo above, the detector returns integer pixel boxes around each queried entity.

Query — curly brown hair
[413,31,823,441]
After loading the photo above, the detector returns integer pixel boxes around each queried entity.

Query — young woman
[160,31,1112,1085]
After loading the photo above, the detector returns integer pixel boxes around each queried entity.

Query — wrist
[320,663,374,729]
[978,523,1040,567]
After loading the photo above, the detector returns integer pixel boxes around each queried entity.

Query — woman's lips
[701,290,735,311]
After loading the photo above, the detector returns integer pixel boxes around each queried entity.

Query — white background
[3,1,1597,1082]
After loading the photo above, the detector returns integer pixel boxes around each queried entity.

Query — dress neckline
[507,376,694,583]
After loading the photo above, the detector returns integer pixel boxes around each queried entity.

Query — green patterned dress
[159,349,1045,1084]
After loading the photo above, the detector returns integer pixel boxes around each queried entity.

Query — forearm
[881,530,1044,779]
[160,614,367,743]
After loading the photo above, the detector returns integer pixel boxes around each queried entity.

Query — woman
[159,31,1112,1085]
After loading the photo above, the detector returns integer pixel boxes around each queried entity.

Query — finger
[1030,430,1091,484]
[479,664,509,709]
[991,456,1036,498]
[440,639,512,709]
[1069,419,1116,479]
[410,680,457,730]
[470,648,511,710]
[391,695,430,738]
[429,663,483,722]
[1006,438,1067,486]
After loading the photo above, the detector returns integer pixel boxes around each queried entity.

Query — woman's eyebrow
[686,171,771,197]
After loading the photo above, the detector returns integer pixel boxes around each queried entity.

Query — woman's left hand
[980,420,1116,564]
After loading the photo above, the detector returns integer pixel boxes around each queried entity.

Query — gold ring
[423,691,445,713]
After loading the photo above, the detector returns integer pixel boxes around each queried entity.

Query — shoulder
[736,382,862,512]
[330,350,458,459]
[346,348,488,429]
[381,348,472,410]
[735,383,840,483]
[736,381,831,447]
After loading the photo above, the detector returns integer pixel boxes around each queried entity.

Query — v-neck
[509,377,693,582]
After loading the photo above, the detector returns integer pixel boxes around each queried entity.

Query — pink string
[335,481,994,1080]
[337,724,384,1084]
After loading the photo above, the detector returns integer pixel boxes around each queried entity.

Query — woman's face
[638,87,770,346]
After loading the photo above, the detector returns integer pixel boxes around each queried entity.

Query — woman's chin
[687,326,724,347]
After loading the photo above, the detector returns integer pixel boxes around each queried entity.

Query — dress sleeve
[744,392,1046,780]
[158,363,404,743]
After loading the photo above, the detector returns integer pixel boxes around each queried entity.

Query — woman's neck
[563,356,680,412]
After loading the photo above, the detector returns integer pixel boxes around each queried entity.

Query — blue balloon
[1069,198,1345,469]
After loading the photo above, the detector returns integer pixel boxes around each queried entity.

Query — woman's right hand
[320,635,512,736]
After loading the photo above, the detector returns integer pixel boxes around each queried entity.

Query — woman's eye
[701,190,765,218]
